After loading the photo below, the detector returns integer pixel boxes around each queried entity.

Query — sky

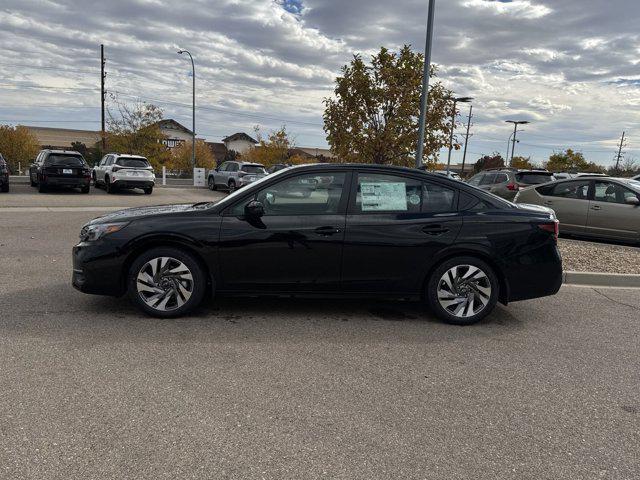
[1,0,640,167]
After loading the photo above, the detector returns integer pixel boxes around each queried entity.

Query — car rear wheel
[426,256,499,326]
[81,185,90,194]
[144,186,153,195]
[38,181,47,193]
[1,183,8,193]
[127,247,206,318]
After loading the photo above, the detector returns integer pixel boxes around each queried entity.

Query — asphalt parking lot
[1,187,639,479]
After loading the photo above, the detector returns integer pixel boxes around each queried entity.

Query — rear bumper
[112,179,154,189]
[44,176,90,187]
[505,244,563,302]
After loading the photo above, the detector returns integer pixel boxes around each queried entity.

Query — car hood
[86,203,202,225]
[515,203,556,218]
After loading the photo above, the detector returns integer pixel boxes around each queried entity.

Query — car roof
[43,149,82,155]
[110,153,148,159]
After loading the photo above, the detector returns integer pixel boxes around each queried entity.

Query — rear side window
[116,157,150,168]
[44,154,85,166]
[479,173,496,186]
[544,180,590,199]
[423,182,456,213]
[241,165,265,174]
[354,173,423,213]
[516,172,554,185]
[494,173,509,184]
[467,174,483,186]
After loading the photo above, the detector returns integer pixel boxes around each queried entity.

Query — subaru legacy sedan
[72,164,562,325]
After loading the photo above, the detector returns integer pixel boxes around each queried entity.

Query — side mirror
[625,196,640,206]
[245,200,265,218]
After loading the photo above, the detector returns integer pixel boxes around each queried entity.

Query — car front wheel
[208,177,216,191]
[127,247,206,318]
[426,256,499,326]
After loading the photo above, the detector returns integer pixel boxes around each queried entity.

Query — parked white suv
[93,153,155,194]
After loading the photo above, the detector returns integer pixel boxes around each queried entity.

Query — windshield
[44,154,85,167]
[116,157,150,168]
[241,165,266,174]
[516,172,554,185]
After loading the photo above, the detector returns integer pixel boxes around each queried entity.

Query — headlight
[79,222,129,242]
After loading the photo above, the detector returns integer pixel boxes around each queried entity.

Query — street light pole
[505,120,529,166]
[178,50,196,170]
[415,0,436,169]
[446,96,473,174]
[461,104,473,177]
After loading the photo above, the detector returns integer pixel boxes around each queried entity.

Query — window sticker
[360,182,407,211]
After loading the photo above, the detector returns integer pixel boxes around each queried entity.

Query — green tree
[106,100,171,170]
[545,149,588,172]
[323,45,454,167]
[474,153,505,173]
[0,125,40,173]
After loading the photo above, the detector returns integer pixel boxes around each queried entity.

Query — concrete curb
[563,271,640,288]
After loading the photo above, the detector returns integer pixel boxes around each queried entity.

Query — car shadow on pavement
[0,283,524,347]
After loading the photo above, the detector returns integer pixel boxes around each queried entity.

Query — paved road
[1,196,639,479]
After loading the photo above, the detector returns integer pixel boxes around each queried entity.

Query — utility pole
[506,120,529,166]
[461,104,473,177]
[101,44,106,152]
[446,96,473,174]
[614,131,626,173]
[415,0,436,169]
[178,50,196,170]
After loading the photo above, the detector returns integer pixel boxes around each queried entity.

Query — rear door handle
[543,200,553,206]
[422,224,450,236]
[591,205,601,211]
[314,226,341,236]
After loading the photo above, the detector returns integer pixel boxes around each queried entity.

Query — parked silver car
[207,161,267,192]
[514,177,640,243]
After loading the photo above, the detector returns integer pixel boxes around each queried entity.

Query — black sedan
[72,164,562,325]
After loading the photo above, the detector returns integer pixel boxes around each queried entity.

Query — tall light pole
[506,120,529,166]
[178,49,196,170]
[446,96,473,174]
[415,0,436,169]
[460,104,473,177]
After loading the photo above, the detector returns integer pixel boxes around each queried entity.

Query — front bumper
[72,242,126,296]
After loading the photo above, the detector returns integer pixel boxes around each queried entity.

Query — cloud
[0,0,638,165]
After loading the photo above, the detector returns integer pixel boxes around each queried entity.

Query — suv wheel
[426,256,498,326]
[105,177,115,194]
[143,186,153,195]
[208,176,216,191]
[81,185,90,194]
[38,180,47,193]
[127,247,206,318]
[1,183,8,193]
[228,180,236,193]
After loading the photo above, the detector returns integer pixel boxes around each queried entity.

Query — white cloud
[462,0,552,19]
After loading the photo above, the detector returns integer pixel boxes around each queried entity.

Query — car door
[95,156,107,183]
[217,170,350,292]
[214,162,229,187]
[341,171,462,294]
[539,180,591,234]
[586,180,640,241]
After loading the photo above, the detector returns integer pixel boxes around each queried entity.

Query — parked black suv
[0,154,9,192]
[29,150,91,193]
[73,164,562,325]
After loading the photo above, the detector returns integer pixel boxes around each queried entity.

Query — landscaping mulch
[558,238,640,274]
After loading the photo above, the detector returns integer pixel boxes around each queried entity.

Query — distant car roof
[44,149,82,155]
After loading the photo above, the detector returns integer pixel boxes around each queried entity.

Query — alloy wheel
[136,257,194,312]
[436,264,492,319]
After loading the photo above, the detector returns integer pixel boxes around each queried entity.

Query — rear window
[116,157,150,168]
[516,172,554,185]
[241,165,265,174]
[44,154,85,166]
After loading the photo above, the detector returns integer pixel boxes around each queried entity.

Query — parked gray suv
[207,161,267,192]
[467,168,555,200]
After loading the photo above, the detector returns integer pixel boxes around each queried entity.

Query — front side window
[228,163,239,172]
[218,162,229,171]
[230,172,347,216]
[467,174,483,186]
[548,180,590,200]
[594,181,639,205]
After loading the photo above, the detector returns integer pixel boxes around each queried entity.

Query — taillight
[83,169,91,177]
[537,221,559,242]
[507,183,519,191]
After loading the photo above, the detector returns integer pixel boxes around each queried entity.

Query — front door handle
[543,200,553,206]
[314,226,341,236]
[422,224,450,236]
[591,205,602,211]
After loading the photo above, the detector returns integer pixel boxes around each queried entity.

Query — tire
[127,247,207,318]
[426,256,499,326]
[81,185,90,194]
[228,180,236,193]
[38,181,47,193]
[144,186,153,195]
[30,177,37,187]
[105,177,116,194]
[208,176,217,191]
[1,183,8,193]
